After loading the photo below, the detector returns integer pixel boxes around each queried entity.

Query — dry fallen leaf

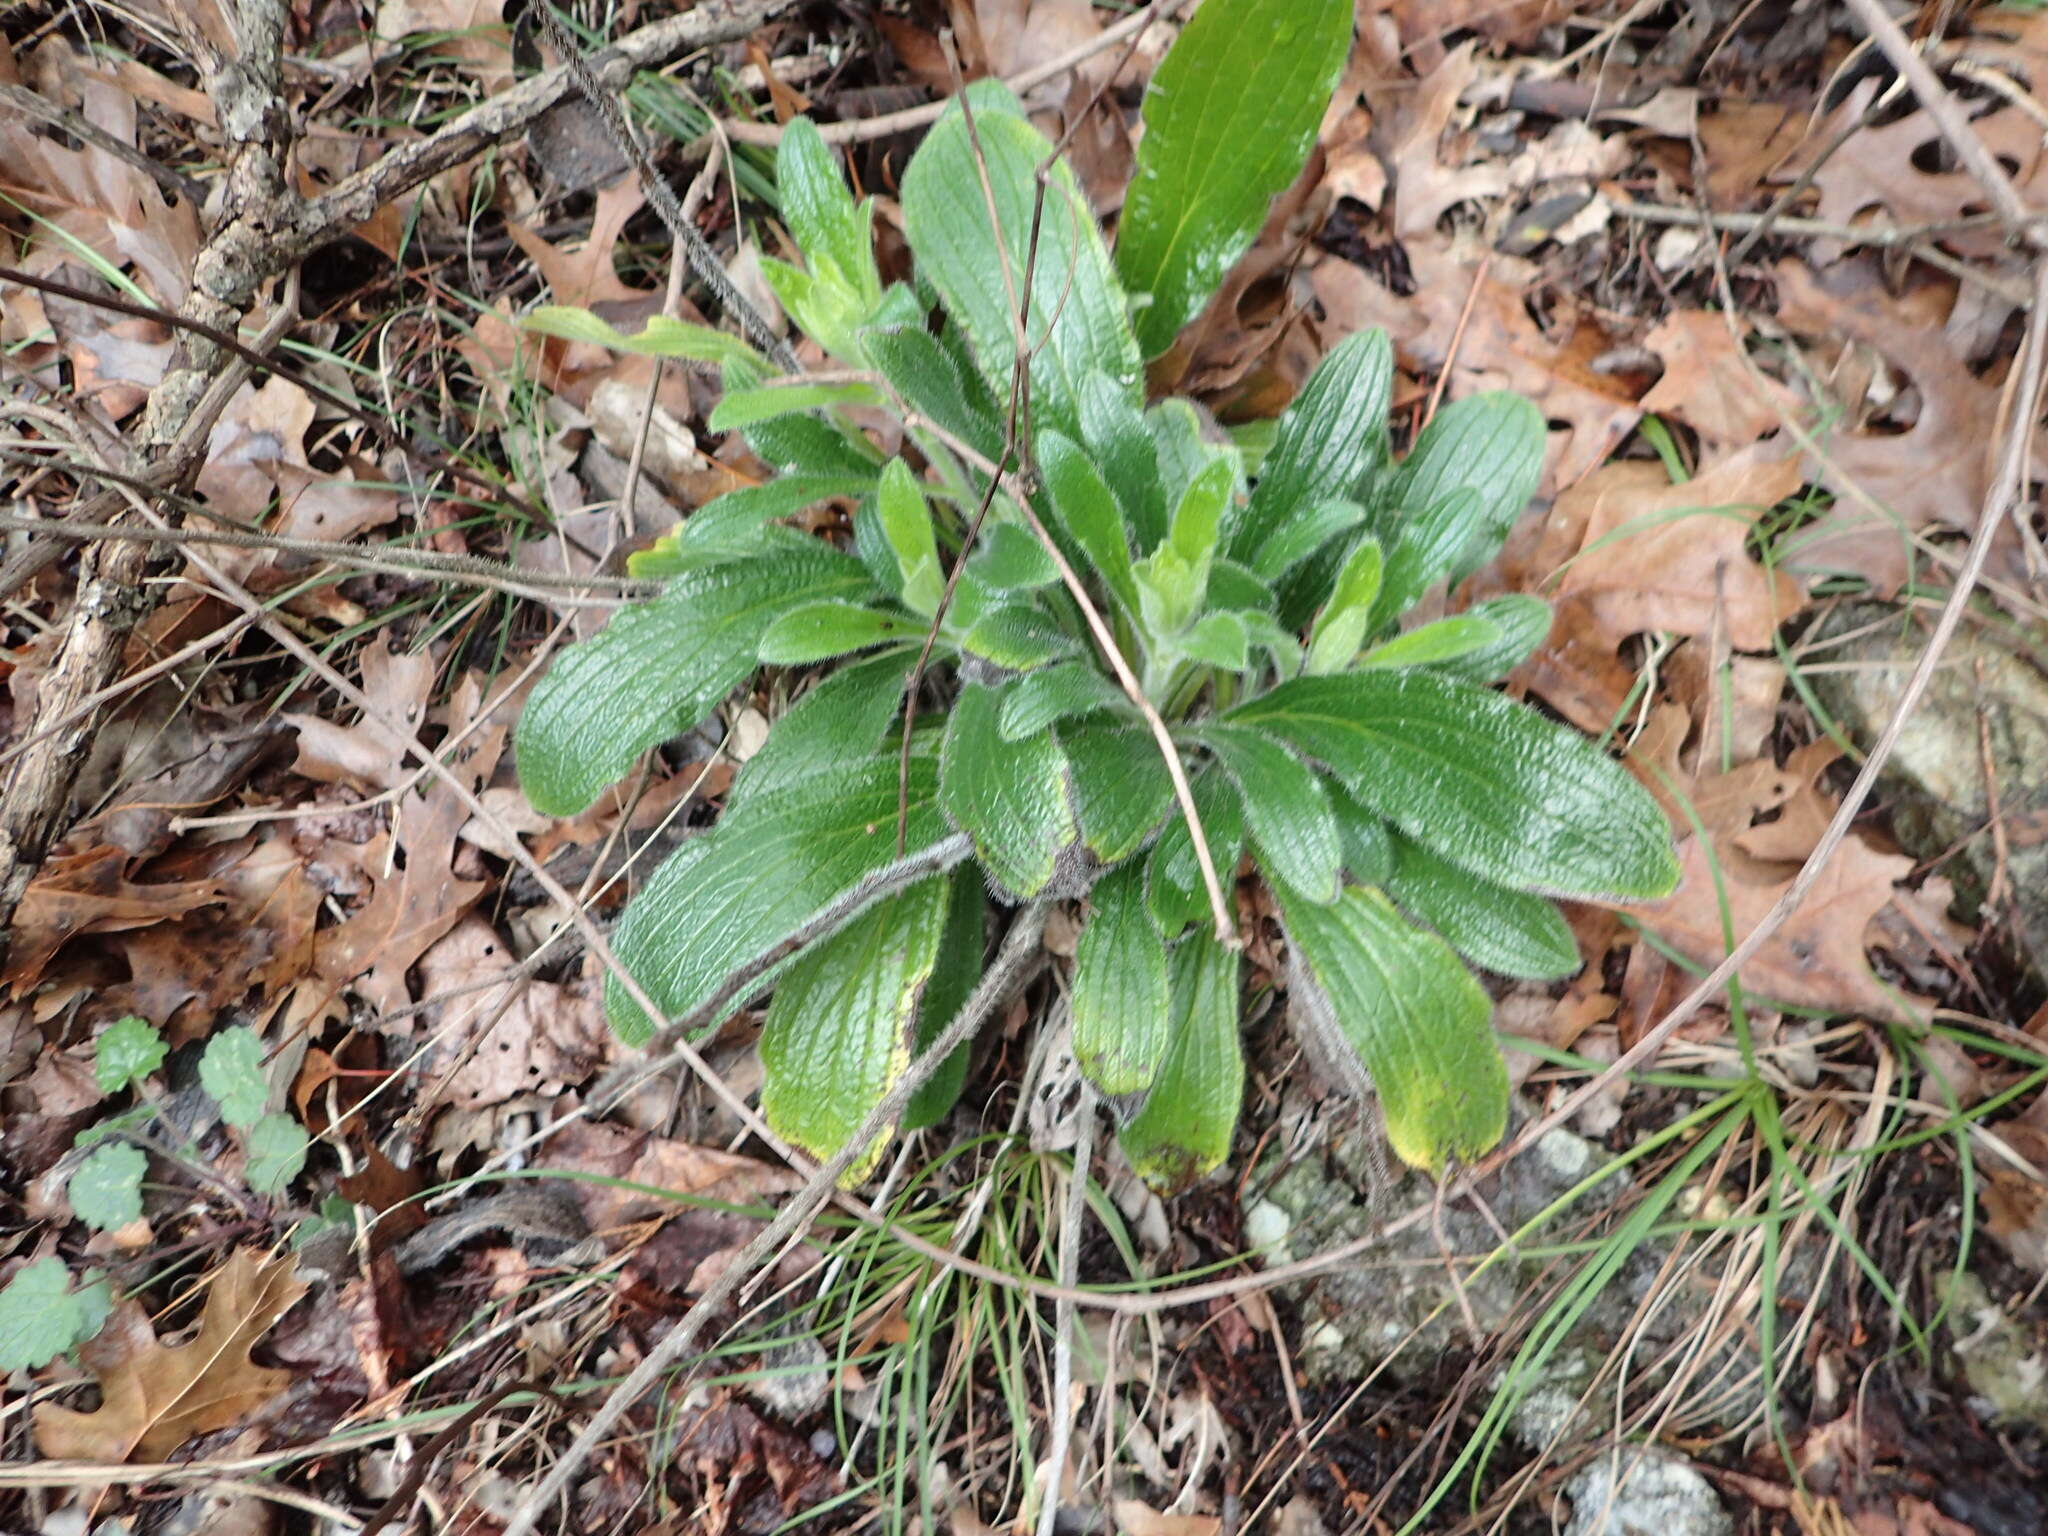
[1552,446,1808,652]
[1640,310,1802,451]
[0,38,201,304]
[412,918,611,1110]
[540,1119,802,1232]
[33,1249,307,1462]
[1771,258,2048,593]
[1623,832,1924,1025]
[375,0,512,95]
[4,845,221,995]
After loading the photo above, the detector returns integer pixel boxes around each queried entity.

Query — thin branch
[531,3,800,372]
[0,83,207,204]
[0,508,656,603]
[498,900,1054,1536]
[716,1,1175,146]
[288,0,800,263]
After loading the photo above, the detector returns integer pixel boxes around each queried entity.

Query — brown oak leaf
[33,1249,306,1463]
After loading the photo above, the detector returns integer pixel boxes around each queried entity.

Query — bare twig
[1037,1087,1096,1536]
[0,83,207,204]
[531,3,800,371]
[716,2,1176,146]
[499,900,1053,1536]
[290,0,800,264]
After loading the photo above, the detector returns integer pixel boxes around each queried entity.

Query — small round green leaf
[93,1015,165,1094]
[69,1142,145,1232]
[199,1027,268,1128]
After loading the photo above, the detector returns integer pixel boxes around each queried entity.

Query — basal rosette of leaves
[514,0,1678,1188]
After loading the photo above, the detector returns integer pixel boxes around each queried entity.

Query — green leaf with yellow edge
[606,750,964,1043]
[1118,928,1244,1191]
[1071,864,1171,1097]
[761,876,950,1181]
[1276,883,1507,1171]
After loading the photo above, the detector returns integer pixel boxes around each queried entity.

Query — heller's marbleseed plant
[514,0,1680,1188]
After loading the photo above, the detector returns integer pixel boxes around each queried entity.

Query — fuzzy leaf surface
[518,542,869,815]
[1119,929,1243,1191]
[1195,723,1341,902]
[761,877,949,1180]
[0,1260,107,1372]
[1231,672,1679,900]
[1278,884,1506,1171]
[1071,864,1172,1096]
[901,83,1140,438]
[1231,330,1392,564]
[1062,721,1176,864]
[1387,835,1580,981]
[606,754,961,1042]
[941,683,1076,898]
[94,1016,165,1094]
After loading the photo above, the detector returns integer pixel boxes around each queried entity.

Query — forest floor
[3,2,2048,1534]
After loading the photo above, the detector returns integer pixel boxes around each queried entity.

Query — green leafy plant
[515,0,1677,1185]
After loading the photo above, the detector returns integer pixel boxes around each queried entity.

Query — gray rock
[1809,601,2048,981]
[1563,1449,1733,1536]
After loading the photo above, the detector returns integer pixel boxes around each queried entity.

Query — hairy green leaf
[93,1016,164,1094]
[1278,884,1506,1171]
[777,117,880,307]
[1195,723,1341,903]
[1359,614,1501,670]
[1388,835,1580,981]
[661,475,876,558]
[1116,0,1351,356]
[761,876,949,1179]
[998,661,1132,741]
[862,323,1005,462]
[958,604,1076,671]
[1078,369,1166,549]
[1040,431,1141,617]
[709,379,882,433]
[731,653,909,809]
[1305,535,1383,675]
[1327,776,1394,886]
[1231,672,1679,901]
[1119,929,1243,1191]
[1427,595,1553,684]
[518,541,870,816]
[1230,329,1392,563]
[941,683,1076,897]
[904,869,986,1131]
[902,82,1140,439]
[606,754,965,1042]
[1254,497,1367,584]
[1072,864,1172,1096]
[758,601,921,664]
[1379,391,1544,585]
[1061,720,1175,864]
[968,522,1059,592]
[1146,767,1244,937]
